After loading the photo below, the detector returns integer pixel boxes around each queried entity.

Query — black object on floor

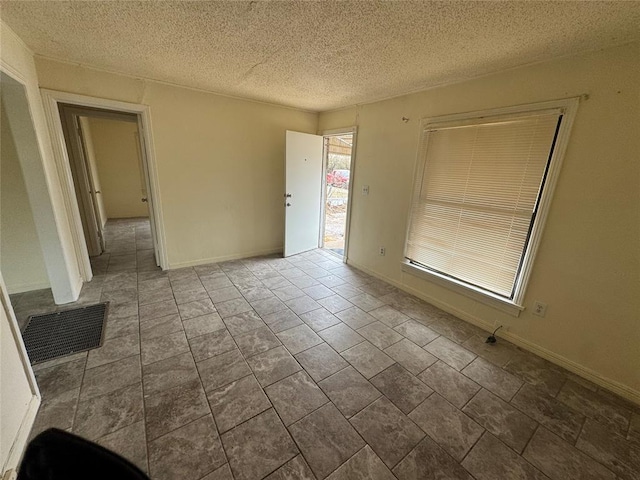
[22,303,108,364]
[18,428,149,480]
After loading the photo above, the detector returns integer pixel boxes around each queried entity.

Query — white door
[284,130,323,257]
[0,273,40,474]
[77,117,106,252]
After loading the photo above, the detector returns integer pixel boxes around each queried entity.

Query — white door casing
[136,126,160,266]
[40,89,169,278]
[0,272,40,476]
[284,131,323,257]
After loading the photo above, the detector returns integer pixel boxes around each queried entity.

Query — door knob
[142,197,148,202]
[286,203,291,207]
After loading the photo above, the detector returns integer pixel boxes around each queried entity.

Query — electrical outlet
[379,246,385,256]
[362,185,369,195]
[532,301,548,317]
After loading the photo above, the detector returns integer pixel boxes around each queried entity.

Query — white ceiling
[1,1,639,111]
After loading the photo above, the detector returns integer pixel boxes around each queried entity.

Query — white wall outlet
[532,301,548,317]
[379,246,385,256]
[362,185,369,195]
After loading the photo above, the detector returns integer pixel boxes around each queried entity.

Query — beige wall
[0,21,58,474]
[87,117,148,219]
[0,101,50,293]
[35,58,319,267]
[319,42,640,400]
[0,21,82,304]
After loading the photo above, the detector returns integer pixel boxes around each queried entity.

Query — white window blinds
[406,111,562,299]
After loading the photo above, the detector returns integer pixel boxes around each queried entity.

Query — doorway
[58,105,152,267]
[321,131,355,259]
[283,128,356,261]
[41,89,167,280]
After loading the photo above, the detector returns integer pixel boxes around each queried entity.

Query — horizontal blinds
[406,112,561,298]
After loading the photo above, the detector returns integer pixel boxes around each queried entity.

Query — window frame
[402,98,580,316]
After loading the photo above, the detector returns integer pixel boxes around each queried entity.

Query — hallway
[10,218,154,331]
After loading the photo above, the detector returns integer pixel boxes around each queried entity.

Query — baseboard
[169,247,283,269]
[2,394,40,474]
[71,275,83,301]
[347,259,640,406]
[6,281,51,295]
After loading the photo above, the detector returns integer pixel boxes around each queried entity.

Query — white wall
[319,42,640,402]
[0,21,81,304]
[34,58,319,267]
[1,100,50,293]
[0,19,75,473]
[87,118,148,219]
[0,278,38,474]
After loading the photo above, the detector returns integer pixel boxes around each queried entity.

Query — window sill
[401,261,524,317]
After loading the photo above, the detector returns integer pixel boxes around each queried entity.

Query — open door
[76,117,106,252]
[59,108,102,257]
[136,124,160,266]
[284,130,323,257]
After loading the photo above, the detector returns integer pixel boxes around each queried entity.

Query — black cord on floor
[485,325,503,344]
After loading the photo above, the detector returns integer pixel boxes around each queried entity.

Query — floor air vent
[22,303,108,364]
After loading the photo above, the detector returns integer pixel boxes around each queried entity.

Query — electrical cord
[485,325,503,344]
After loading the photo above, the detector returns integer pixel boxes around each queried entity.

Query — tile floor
[12,218,640,480]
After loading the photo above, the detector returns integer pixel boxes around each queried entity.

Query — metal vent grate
[22,303,108,364]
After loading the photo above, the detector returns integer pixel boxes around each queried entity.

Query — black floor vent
[22,303,108,364]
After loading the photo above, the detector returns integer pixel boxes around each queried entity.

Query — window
[403,99,578,313]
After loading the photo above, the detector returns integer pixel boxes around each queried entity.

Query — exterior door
[284,130,323,257]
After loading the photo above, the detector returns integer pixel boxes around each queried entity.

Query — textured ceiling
[1,1,639,111]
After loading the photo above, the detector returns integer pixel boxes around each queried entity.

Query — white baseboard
[6,281,50,295]
[169,247,283,269]
[2,394,40,475]
[347,259,640,407]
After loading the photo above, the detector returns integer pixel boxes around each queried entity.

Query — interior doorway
[321,131,355,259]
[58,104,153,267]
[41,89,167,281]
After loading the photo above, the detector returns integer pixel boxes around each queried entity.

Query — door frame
[61,106,141,257]
[320,127,358,263]
[41,89,168,279]
[0,272,41,474]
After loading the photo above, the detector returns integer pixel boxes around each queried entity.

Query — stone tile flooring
[12,218,640,480]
